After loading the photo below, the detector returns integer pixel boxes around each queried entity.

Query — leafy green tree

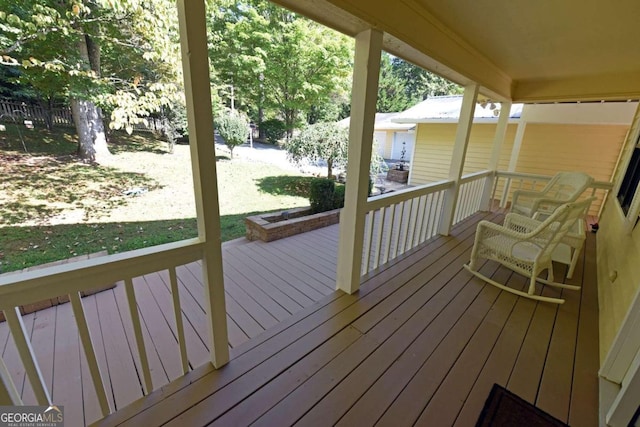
[217,112,248,158]
[285,122,348,178]
[376,52,462,112]
[207,0,353,137]
[285,121,388,179]
[0,0,182,163]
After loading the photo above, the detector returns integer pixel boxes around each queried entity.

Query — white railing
[361,179,453,275]
[453,170,492,225]
[492,171,614,216]
[0,239,206,418]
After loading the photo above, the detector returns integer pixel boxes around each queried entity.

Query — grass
[1,125,314,273]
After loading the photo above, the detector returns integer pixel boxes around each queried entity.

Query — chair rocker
[511,171,593,218]
[464,197,595,304]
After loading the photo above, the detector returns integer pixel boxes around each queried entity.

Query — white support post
[0,355,22,405]
[177,0,229,368]
[480,101,512,211]
[438,84,479,235]
[336,28,383,294]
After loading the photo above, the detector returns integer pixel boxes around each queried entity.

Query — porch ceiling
[270,0,640,103]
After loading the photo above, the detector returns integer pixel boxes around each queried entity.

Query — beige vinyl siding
[597,201,640,362]
[410,121,628,216]
[514,123,629,215]
[409,123,516,184]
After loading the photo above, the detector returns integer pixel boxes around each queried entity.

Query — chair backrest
[532,197,595,263]
[540,171,594,202]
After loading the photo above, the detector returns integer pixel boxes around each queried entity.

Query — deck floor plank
[568,233,600,426]
[52,303,84,427]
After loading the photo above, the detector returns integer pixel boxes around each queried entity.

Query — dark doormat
[476,384,569,427]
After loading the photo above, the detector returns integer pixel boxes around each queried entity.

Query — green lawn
[0,125,312,273]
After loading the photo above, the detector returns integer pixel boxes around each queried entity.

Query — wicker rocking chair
[511,171,593,218]
[464,197,595,304]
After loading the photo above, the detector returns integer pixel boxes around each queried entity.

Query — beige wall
[409,123,516,184]
[597,202,640,362]
[409,122,628,216]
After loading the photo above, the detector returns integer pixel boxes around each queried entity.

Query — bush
[333,184,345,209]
[309,178,336,214]
[217,112,248,157]
[261,118,287,145]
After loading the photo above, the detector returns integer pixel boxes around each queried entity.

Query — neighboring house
[393,96,637,216]
[338,112,414,160]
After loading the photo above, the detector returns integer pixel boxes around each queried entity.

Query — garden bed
[245,206,340,242]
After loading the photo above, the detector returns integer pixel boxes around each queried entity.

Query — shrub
[333,184,345,209]
[309,178,336,214]
[261,118,287,145]
[216,112,248,158]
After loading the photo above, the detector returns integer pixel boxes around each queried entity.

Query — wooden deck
[85,210,600,427]
[0,211,600,426]
[0,226,340,426]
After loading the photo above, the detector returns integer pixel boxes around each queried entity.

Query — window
[617,142,640,215]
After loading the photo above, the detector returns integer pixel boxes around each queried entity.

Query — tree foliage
[207,0,353,135]
[0,0,183,161]
[377,52,462,112]
[217,112,248,157]
[285,122,348,178]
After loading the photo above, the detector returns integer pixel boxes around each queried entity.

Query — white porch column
[177,0,229,368]
[438,84,479,236]
[480,101,512,211]
[336,29,383,294]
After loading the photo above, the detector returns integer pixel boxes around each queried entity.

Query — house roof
[338,112,415,131]
[392,95,523,124]
[271,0,640,102]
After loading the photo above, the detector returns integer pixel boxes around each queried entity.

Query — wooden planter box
[245,206,340,242]
[387,169,409,183]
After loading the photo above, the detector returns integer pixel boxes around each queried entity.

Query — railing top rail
[0,238,204,311]
[459,169,492,184]
[366,179,454,211]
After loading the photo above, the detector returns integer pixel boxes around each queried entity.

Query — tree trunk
[327,157,333,179]
[71,99,110,163]
[71,31,110,163]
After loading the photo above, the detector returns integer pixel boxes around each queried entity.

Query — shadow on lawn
[0,208,296,274]
[0,152,159,225]
[255,175,320,198]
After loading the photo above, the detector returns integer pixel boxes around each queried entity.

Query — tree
[207,0,353,136]
[217,112,248,158]
[285,122,347,178]
[0,0,182,163]
[285,121,387,179]
[376,52,462,112]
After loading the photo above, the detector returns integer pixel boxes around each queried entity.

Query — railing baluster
[406,198,419,251]
[414,195,427,245]
[0,354,22,405]
[169,267,189,375]
[392,202,404,259]
[398,199,412,255]
[500,177,511,208]
[362,211,375,274]
[382,205,395,264]
[69,293,112,416]
[420,194,432,243]
[4,308,51,406]
[373,207,386,270]
[124,277,153,395]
